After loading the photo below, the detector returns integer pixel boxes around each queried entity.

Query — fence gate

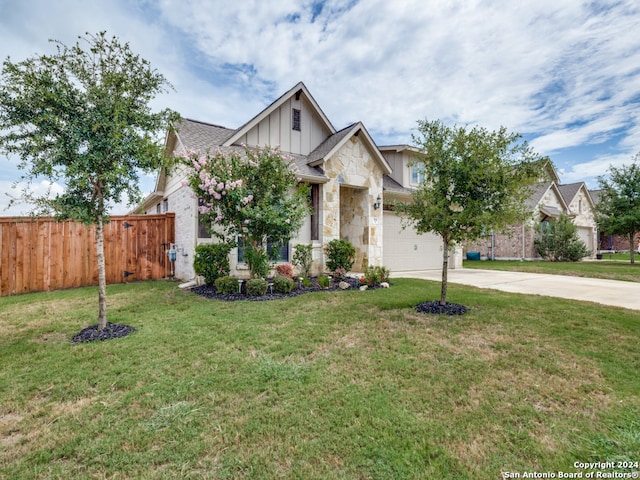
[0,213,175,296]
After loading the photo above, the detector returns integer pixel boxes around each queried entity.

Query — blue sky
[1,0,639,214]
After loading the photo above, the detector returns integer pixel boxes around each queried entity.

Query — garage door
[383,211,443,271]
[577,227,594,254]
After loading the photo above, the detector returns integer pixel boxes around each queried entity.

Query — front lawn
[464,258,640,282]
[1,280,639,479]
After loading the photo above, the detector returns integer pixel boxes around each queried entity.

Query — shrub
[275,262,294,279]
[318,275,331,288]
[273,275,295,294]
[193,243,232,285]
[215,275,239,295]
[534,214,591,261]
[292,243,313,278]
[246,278,269,296]
[363,265,391,286]
[245,245,271,279]
[326,239,355,272]
[332,267,346,280]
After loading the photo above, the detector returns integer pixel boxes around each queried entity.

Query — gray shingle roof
[383,175,410,194]
[307,123,358,165]
[175,118,236,153]
[589,189,603,205]
[526,181,553,207]
[557,182,583,205]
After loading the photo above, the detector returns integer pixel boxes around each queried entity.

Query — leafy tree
[181,147,310,278]
[394,119,545,305]
[0,32,178,330]
[534,213,591,261]
[595,155,640,264]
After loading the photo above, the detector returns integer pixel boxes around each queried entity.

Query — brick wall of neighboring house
[599,232,640,251]
[465,224,540,260]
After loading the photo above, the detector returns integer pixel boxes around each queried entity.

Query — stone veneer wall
[322,136,384,271]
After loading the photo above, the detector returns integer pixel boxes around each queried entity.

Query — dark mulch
[192,277,372,301]
[71,322,137,344]
[416,301,468,316]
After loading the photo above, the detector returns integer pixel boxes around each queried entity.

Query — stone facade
[322,136,384,271]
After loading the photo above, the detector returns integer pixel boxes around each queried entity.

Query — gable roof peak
[223,81,336,147]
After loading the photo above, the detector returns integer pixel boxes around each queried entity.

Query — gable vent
[292,108,301,131]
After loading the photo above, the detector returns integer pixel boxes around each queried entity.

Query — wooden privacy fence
[0,213,175,297]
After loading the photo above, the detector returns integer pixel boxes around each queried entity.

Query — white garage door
[383,212,443,271]
[577,227,594,253]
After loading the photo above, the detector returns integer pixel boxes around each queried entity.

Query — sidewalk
[396,269,640,311]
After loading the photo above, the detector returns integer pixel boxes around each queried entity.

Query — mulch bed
[192,276,369,301]
[71,322,137,344]
[416,301,468,316]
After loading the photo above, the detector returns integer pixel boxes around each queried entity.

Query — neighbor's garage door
[577,227,594,254]
[383,211,442,271]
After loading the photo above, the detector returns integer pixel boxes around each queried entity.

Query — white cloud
[0,0,639,197]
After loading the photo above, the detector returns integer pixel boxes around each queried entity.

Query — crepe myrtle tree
[181,146,310,278]
[0,32,179,330]
[595,154,640,264]
[394,119,545,305]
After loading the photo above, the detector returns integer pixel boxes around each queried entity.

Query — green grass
[1,279,639,479]
[464,258,640,282]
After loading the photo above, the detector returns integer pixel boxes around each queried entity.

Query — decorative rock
[339,281,350,290]
[380,282,390,288]
[359,285,368,291]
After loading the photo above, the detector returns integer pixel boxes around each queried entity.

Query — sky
[1,0,639,215]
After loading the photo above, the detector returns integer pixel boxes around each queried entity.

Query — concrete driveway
[396,269,640,311]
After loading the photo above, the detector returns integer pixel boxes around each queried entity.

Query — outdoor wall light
[373,194,382,210]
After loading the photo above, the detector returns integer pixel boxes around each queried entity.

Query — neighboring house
[465,162,597,260]
[135,82,462,281]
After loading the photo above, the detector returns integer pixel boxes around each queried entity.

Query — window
[237,237,289,263]
[292,108,301,131]
[310,184,319,241]
[162,198,169,213]
[410,163,425,184]
[156,203,161,214]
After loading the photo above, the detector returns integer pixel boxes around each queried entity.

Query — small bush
[326,239,355,272]
[245,245,271,279]
[318,275,331,288]
[246,278,269,296]
[215,275,239,295]
[292,244,313,278]
[193,243,232,285]
[275,263,294,279]
[534,214,591,261]
[332,267,346,280]
[363,265,391,286]
[273,275,295,294]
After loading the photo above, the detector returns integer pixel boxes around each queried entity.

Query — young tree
[181,146,310,278]
[595,154,640,264]
[395,119,545,305]
[0,32,178,330]
[534,213,591,261]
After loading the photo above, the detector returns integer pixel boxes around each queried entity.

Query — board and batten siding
[237,96,331,155]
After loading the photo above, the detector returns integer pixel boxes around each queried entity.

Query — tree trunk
[440,236,449,305]
[631,232,636,265]
[96,216,107,330]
